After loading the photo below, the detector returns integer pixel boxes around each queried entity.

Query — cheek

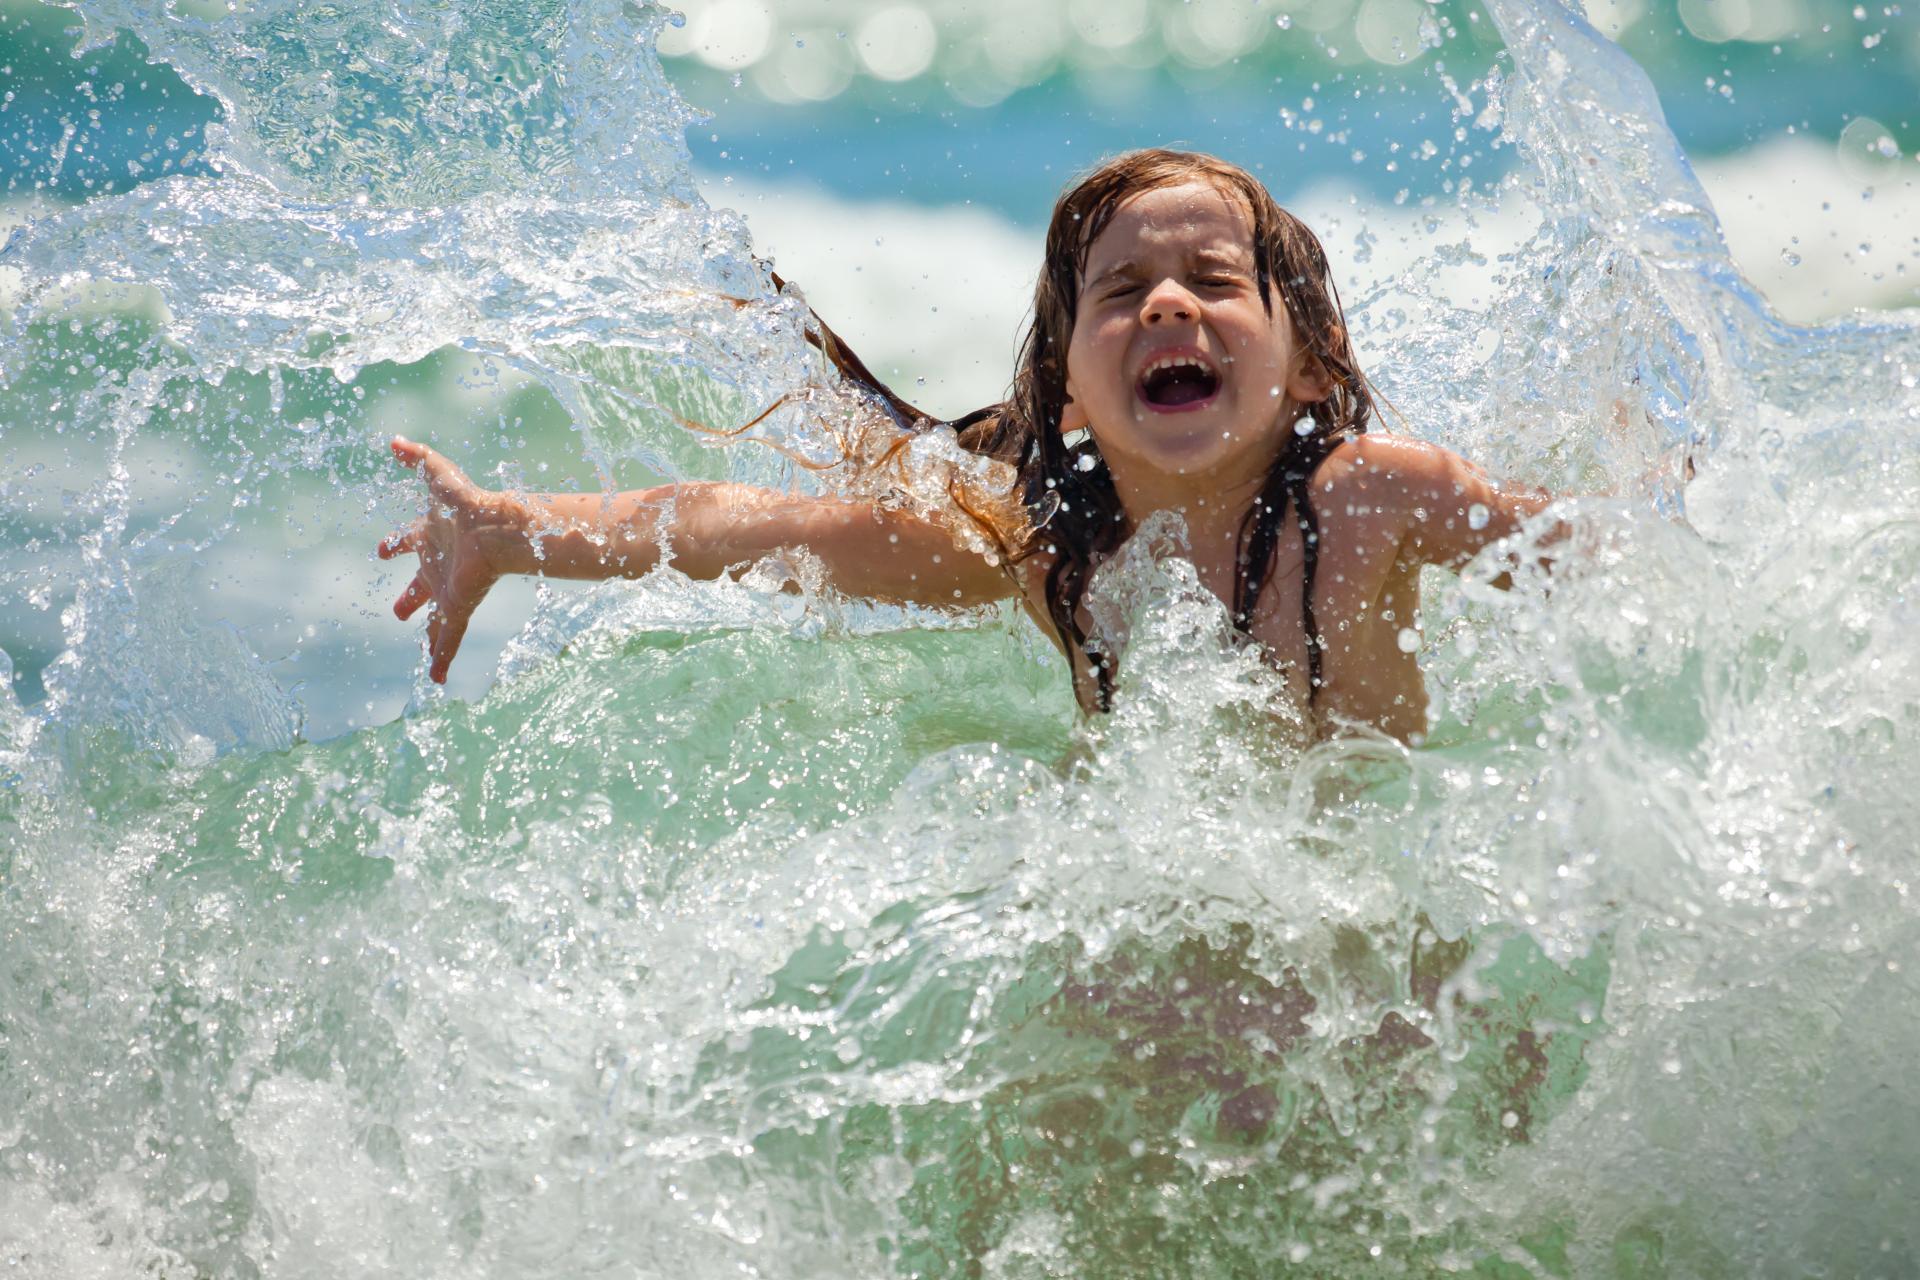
[1085,315,1134,362]
[1065,327,1119,398]
[1228,316,1285,363]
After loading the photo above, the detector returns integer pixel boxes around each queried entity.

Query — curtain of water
[3,0,1919,1275]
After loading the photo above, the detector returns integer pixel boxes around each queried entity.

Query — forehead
[1082,179,1256,274]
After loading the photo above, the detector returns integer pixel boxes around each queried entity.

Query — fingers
[389,435,477,684]
[426,602,473,685]
[393,573,431,620]
[390,435,475,508]
[377,524,422,560]
[420,449,473,505]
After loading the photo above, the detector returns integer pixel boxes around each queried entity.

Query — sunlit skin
[1063,182,1327,513]
[378,179,1553,741]
[1044,179,1553,733]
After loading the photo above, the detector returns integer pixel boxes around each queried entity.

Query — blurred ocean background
[3,2,1920,1275]
[5,0,1919,724]
[3,0,1917,722]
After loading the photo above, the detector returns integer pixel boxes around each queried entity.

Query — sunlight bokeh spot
[1068,0,1153,50]
[1356,0,1431,63]
[1678,0,1751,42]
[857,5,940,81]
[757,29,857,102]
[685,0,776,70]
[1583,0,1646,39]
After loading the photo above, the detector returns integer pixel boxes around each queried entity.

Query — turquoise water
[4,0,1920,1275]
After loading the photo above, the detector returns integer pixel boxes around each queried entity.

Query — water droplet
[1275,13,1293,28]
[1467,502,1490,530]
[1075,453,1099,472]
[1396,626,1421,653]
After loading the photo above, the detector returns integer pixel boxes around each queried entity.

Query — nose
[1141,278,1197,325]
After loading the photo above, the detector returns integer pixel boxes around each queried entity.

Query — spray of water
[3,0,1919,1274]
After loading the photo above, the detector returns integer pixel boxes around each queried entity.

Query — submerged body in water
[2,0,1919,1276]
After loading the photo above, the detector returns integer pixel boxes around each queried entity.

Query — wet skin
[1024,180,1552,737]
[379,182,1552,740]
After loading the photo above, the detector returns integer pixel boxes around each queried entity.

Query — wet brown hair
[801,148,1375,711]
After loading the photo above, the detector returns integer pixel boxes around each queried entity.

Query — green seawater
[4,0,1920,1276]
[3,595,1625,1276]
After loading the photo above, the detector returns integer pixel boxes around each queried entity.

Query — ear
[1285,324,1342,405]
[1058,362,1089,434]
[1059,396,1088,436]
[1285,353,1336,406]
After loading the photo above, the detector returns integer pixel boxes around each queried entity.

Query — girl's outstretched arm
[376,437,1016,683]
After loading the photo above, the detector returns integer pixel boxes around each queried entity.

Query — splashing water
[3,0,1920,1275]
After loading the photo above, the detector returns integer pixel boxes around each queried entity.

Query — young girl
[377,149,1555,741]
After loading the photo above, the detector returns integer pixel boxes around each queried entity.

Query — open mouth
[1136,353,1222,411]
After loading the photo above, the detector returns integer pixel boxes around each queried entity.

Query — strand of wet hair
[770,269,935,430]
[1232,422,1362,701]
[1033,428,1126,711]
[1289,467,1326,696]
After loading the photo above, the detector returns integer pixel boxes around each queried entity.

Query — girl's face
[1063,180,1326,497]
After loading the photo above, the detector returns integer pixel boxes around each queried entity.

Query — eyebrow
[1083,260,1141,292]
[1082,250,1252,295]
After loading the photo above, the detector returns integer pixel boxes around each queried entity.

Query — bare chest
[1014,520,1428,739]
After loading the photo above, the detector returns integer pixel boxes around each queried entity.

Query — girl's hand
[376,436,525,684]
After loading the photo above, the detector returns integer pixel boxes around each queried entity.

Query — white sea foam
[697,174,1039,416]
[1699,132,1920,320]
[4,0,1920,1274]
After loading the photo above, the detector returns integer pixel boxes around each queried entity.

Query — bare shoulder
[1305,434,1462,541]
[1311,432,1456,499]
[1315,433,1554,571]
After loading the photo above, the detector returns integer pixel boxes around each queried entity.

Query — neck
[1099,441,1289,565]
